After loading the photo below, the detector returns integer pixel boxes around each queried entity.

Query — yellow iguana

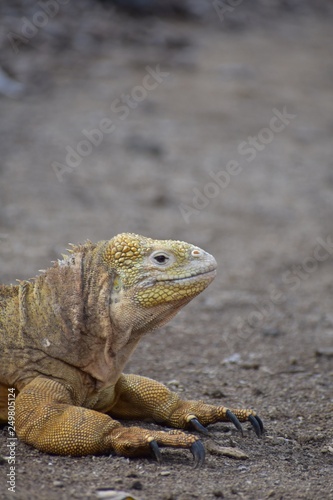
[0,233,263,466]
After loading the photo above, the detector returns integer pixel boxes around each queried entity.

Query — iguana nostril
[191,249,201,257]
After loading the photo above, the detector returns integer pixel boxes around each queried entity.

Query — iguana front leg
[111,374,264,437]
[15,376,204,464]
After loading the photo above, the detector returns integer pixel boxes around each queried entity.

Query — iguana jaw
[108,260,216,342]
[134,267,216,309]
[154,268,217,283]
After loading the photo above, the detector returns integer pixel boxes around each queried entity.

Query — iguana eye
[151,252,170,265]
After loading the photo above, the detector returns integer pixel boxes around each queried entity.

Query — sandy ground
[0,3,333,499]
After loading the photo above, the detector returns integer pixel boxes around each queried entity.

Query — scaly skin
[0,233,263,464]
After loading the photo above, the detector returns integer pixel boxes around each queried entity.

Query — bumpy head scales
[102,233,217,308]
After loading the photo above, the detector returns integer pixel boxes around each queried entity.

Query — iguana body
[0,233,262,464]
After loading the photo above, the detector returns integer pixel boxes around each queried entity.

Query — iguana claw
[248,415,264,437]
[189,417,209,435]
[190,440,205,468]
[149,439,162,463]
[226,409,264,437]
[149,436,205,467]
[255,415,264,433]
[226,409,244,436]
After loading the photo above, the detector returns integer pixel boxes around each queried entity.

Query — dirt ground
[0,2,333,499]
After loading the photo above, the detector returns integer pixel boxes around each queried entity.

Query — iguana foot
[110,374,264,444]
[186,407,264,438]
[108,426,205,467]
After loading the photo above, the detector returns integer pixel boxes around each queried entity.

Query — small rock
[160,470,171,476]
[321,446,333,454]
[222,353,241,364]
[206,440,249,460]
[131,481,143,491]
[126,472,138,478]
[315,347,333,358]
[252,387,264,396]
[241,361,260,370]
[53,481,64,487]
[96,491,138,500]
[162,494,175,500]
[167,379,181,388]
[205,389,227,399]
[262,328,282,337]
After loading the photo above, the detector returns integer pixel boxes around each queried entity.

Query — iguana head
[24,233,217,382]
[101,233,217,334]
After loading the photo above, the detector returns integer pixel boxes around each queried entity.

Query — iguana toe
[109,426,204,465]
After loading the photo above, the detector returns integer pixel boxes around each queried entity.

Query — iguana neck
[5,248,118,386]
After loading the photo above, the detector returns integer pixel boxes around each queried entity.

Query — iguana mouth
[156,268,217,283]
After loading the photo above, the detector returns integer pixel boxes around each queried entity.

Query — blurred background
[1,0,332,283]
[1,2,333,497]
